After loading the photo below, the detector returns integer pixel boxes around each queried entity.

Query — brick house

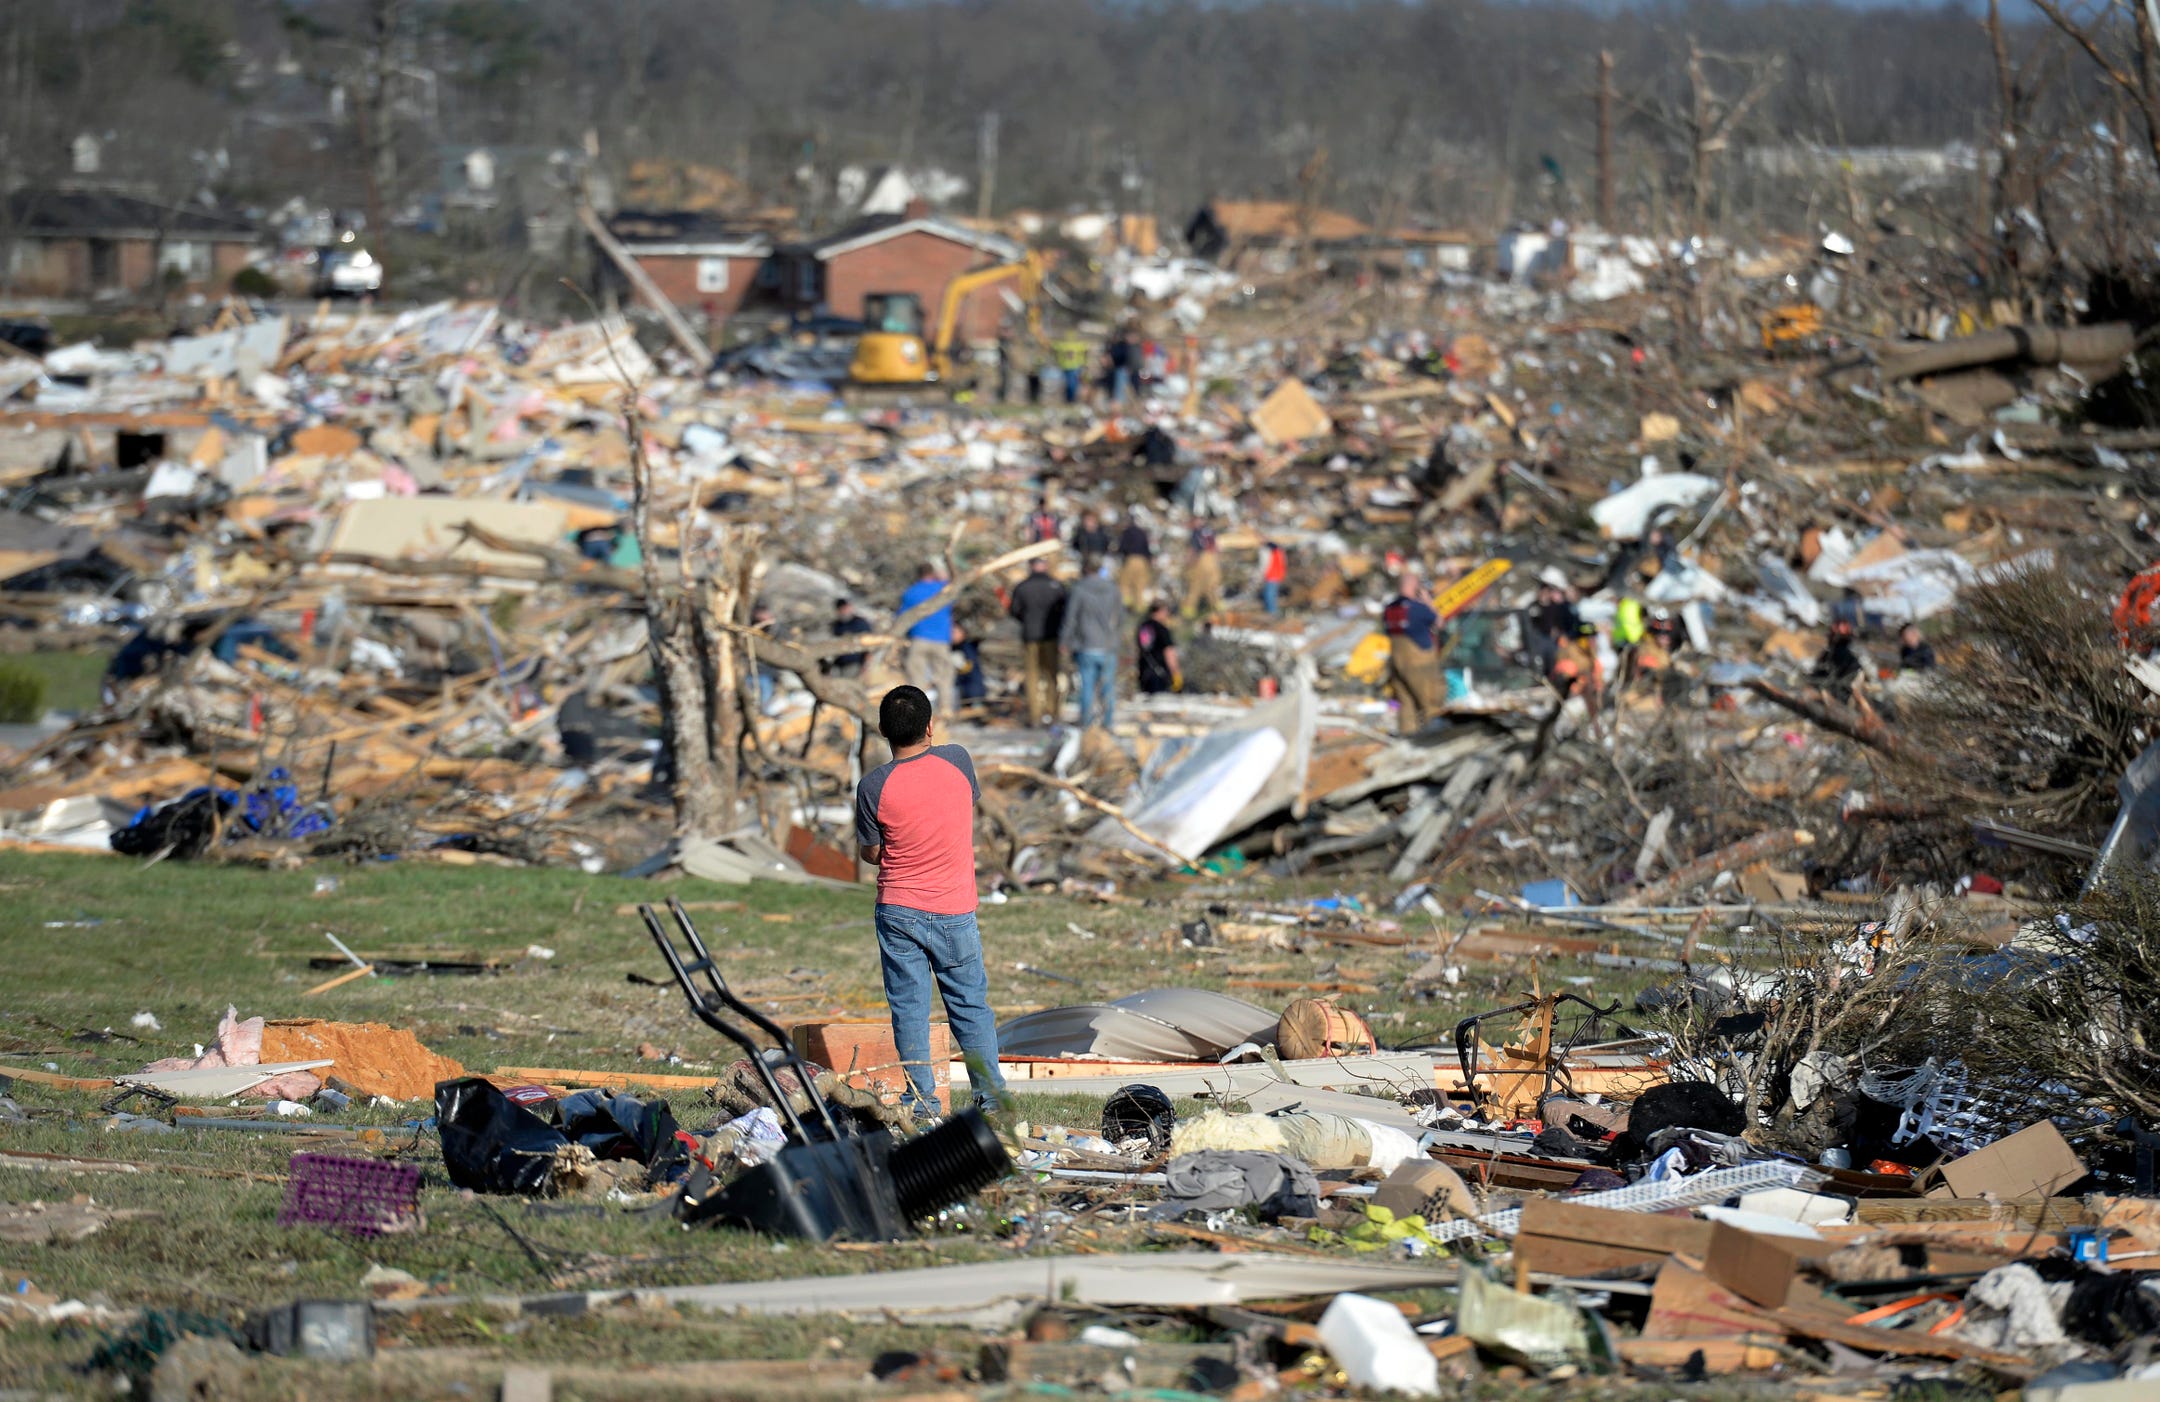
[2,188,260,298]
[777,209,1025,344]
[600,209,778,321]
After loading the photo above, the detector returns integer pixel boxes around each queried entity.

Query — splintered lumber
[1622,828,1814,906]
[0,1064,116,1091]
[491,1066,718,1092]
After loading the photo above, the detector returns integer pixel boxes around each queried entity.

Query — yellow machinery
[849,253,1044,388]
[1759,303,1823,352]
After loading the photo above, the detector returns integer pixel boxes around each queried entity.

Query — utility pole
[1596,50,1616,229]
[976,110,999,221]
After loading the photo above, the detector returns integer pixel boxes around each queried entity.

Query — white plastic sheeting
[1590,472,1719,540]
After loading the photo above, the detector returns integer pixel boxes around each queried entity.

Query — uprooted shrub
[1947,875,2160,1128]
[1896,556,2156,838]
[1647,878,2160,1157]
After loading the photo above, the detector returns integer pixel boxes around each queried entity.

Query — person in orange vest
[1255,540,1289,616]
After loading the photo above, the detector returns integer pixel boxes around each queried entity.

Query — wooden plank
[1851,1197,2093,1229]
[0,1063,116,1091]
[1615,1337,1787,1372]
[491,1066,716,1092]
[1514,1198,1715,1277]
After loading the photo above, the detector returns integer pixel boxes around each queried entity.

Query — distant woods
[0,0,2104,237]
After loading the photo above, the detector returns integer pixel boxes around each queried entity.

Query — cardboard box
[1701,1221,1830,1309]
[1938,1119,2085,1200]
[1372,1160,1477,1223]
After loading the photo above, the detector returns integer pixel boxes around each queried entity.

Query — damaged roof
[795,212,1023,263]
[1194,199,1372,244]
[3,188,259,242]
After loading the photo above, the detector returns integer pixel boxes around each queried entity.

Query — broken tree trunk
[1744,678,1929,766]
[1876,322,2135,382]
[627,391,741,841]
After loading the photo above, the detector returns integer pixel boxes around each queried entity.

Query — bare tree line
[0,0,2127,244]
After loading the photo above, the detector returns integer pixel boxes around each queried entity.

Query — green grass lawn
[0,649,109,717]
[0,850,1632,1396]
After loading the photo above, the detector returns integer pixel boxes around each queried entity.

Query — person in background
[1136,601,1181,695]
[950,621,987,705]
[1006,558,1066,724]
[1830,587,1865,633]
[1811,617,1865,691]
[1053,335,1089,404]
[1611,592,1648,687]
[1116,514,1153,611]
[1105,327,1136,404]
[1061,553,1124,730]
[994,326,1014,403]
[1255,539,1289,616]
[1025,497,1059,546]
[898,562,955,705]
[1550,620,1606,727]
[1071,508,1112,558]
[1526,577,1580,681]
[751,604,781,712]
[1381,573,1443,733]
[854,685,1006,1119]
[1897,622,1936,671]
[1182,517,1223,620]
[825,596,872,677]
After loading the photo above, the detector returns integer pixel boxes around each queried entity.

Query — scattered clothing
[1147,1150,1321,1222]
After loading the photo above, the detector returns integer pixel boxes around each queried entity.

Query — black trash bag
[1611,1080,1745,1162]
[558,1089,686,1183]
[110,790,229,859]
[2060,1267,2160,1347]
[1102,1084,1176,1154]
[435,1077,570,1197]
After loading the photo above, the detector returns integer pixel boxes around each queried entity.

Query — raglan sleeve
[854,771,885,849]
[949,747,981,802]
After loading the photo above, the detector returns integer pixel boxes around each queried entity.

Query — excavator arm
[928,252,1044,377]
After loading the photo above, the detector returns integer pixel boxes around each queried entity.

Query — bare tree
[2029,0,2160,179]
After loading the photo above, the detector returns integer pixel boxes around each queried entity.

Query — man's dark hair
[834,597,851,609]
[916,562,938,580]
[880,685,933,747]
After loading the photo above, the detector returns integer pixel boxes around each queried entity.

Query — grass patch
[0,851,1651,1394]
[0,649,109,715]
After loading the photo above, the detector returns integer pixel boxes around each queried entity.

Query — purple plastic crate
[279,1152,421,1238]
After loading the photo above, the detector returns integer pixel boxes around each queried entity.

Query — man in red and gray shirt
[855,685,1006,1117]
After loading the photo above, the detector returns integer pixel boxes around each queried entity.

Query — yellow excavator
[849,252,1044,390]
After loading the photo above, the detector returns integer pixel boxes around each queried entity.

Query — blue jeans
[1111,366,1132,403]
[1261,580,1280,615]
[1075,649,1115,729]
[1062,369,1081,403]
[874,904,1005,1115]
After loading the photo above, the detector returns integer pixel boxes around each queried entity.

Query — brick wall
[631,253,765,318]
[821,231,1013,345]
